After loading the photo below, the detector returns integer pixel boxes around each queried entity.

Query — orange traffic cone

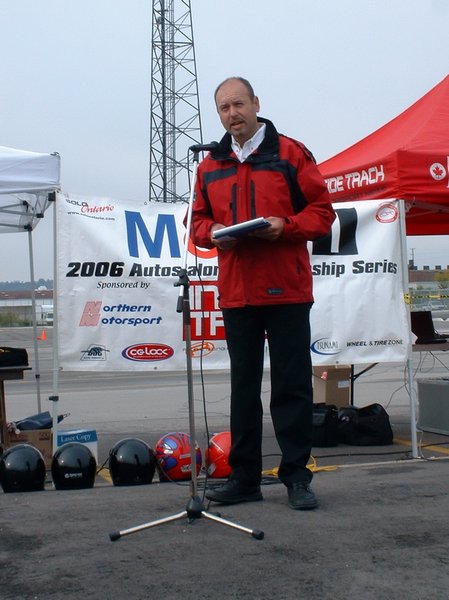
[38,329,47,341]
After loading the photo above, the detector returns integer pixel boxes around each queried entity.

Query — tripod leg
[109,510,188,541]
[201,510,264,540]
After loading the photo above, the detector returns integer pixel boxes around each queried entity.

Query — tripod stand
[109,145,264,542]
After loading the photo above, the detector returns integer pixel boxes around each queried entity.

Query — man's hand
[210,223,238,249]
[250,216,284,240]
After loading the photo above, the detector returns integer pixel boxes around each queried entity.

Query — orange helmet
[205,431,232,478]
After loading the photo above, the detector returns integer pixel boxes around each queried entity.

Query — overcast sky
[1,0,448,281]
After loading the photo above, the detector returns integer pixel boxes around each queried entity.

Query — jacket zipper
[231,183,237,224]
[250,180,256,219]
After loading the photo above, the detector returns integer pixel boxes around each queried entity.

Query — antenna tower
[149,0,203,203]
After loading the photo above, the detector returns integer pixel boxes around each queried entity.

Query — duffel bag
[313,403,339,447]
[338,403,393,446]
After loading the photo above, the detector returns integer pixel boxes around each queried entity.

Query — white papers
[212,217,270,239]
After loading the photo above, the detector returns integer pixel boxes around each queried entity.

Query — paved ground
[1,328,449,600]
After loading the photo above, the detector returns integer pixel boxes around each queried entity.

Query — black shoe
[205,479,263,504]
[287,482,318,510]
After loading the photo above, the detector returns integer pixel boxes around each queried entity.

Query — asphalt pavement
[1,327,449,600]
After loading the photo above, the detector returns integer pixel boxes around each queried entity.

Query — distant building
[408,267,449,311]
[0,289,53,325]
[409,269,439,288]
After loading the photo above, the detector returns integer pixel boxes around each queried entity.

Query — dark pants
[221,303,313,488]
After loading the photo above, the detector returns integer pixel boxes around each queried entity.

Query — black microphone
[189,142,219,153]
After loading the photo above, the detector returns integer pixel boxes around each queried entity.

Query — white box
[57,429,98,462]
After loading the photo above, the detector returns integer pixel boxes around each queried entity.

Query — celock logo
[122,343,174,362]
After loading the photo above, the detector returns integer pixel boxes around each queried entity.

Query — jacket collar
[211,117,279,161]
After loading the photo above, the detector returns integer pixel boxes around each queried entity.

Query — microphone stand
[109,148,264,542]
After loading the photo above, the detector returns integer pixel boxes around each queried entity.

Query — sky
[0,0,448,281]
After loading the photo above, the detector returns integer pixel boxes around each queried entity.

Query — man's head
[214,77,260,146]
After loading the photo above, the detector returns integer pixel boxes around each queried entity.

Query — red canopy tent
[318,75,449,235]
[318,76,449,458]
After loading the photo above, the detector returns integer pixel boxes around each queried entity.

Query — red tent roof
[318,75,449,235]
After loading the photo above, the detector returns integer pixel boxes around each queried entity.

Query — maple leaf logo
[430,162,447,181]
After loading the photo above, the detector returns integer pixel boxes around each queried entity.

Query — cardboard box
[4,428,98,470]
[4,428,53,469]
[57,429,98,462]
[313,365,352,408]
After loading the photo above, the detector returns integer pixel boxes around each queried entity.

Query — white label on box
[338,380,350,388]
[57,429,97,444]
[57,429,98,461]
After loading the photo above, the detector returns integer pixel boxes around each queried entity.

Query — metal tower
[149,0,203,203]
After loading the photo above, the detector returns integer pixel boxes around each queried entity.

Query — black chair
[411,310,447,344]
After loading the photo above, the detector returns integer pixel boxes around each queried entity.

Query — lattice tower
[149,0,203,203]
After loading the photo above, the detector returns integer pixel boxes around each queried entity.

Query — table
[0,366,31,445]
[412,340,449,352]
[349,342,449,458]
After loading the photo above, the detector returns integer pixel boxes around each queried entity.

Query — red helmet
[155,432,202,481]
[205,431,232,479]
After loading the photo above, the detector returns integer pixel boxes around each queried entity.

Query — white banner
[309,200,410,365]
[56,194,409,371]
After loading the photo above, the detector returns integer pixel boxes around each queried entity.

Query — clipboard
[212,217,271,240]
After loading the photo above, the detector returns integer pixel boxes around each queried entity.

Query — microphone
[189,142,219,153]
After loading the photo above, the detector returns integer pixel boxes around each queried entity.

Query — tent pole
[398,200,419,458]
[27,227,42,413]
[50,193,60,455]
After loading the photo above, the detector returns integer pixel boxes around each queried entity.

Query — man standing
[190,77,335,510]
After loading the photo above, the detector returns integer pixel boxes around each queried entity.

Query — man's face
[215,80,260,146]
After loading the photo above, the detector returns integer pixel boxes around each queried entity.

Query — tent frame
[399,200,419,458]
[0,146,60,448]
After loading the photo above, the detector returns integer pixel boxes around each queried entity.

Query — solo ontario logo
[65,195,115,217]
[122,343,174,362]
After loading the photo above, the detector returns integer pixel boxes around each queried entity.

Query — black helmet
[109,438,156,486]
[51,442,97,490]
[0,444,46,493]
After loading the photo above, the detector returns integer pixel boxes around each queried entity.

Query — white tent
[0,145,60,231]
[0,145,60,415]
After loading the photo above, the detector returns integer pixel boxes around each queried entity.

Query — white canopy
[0,144,61,417]
[0,145,60,233]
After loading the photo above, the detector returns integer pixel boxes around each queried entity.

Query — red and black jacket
[190,117,335,308]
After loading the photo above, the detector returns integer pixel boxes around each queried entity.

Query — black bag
[337,403,393,446]
[312,403,339,447]
[15,411,66,431]
[0,347,29,367]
